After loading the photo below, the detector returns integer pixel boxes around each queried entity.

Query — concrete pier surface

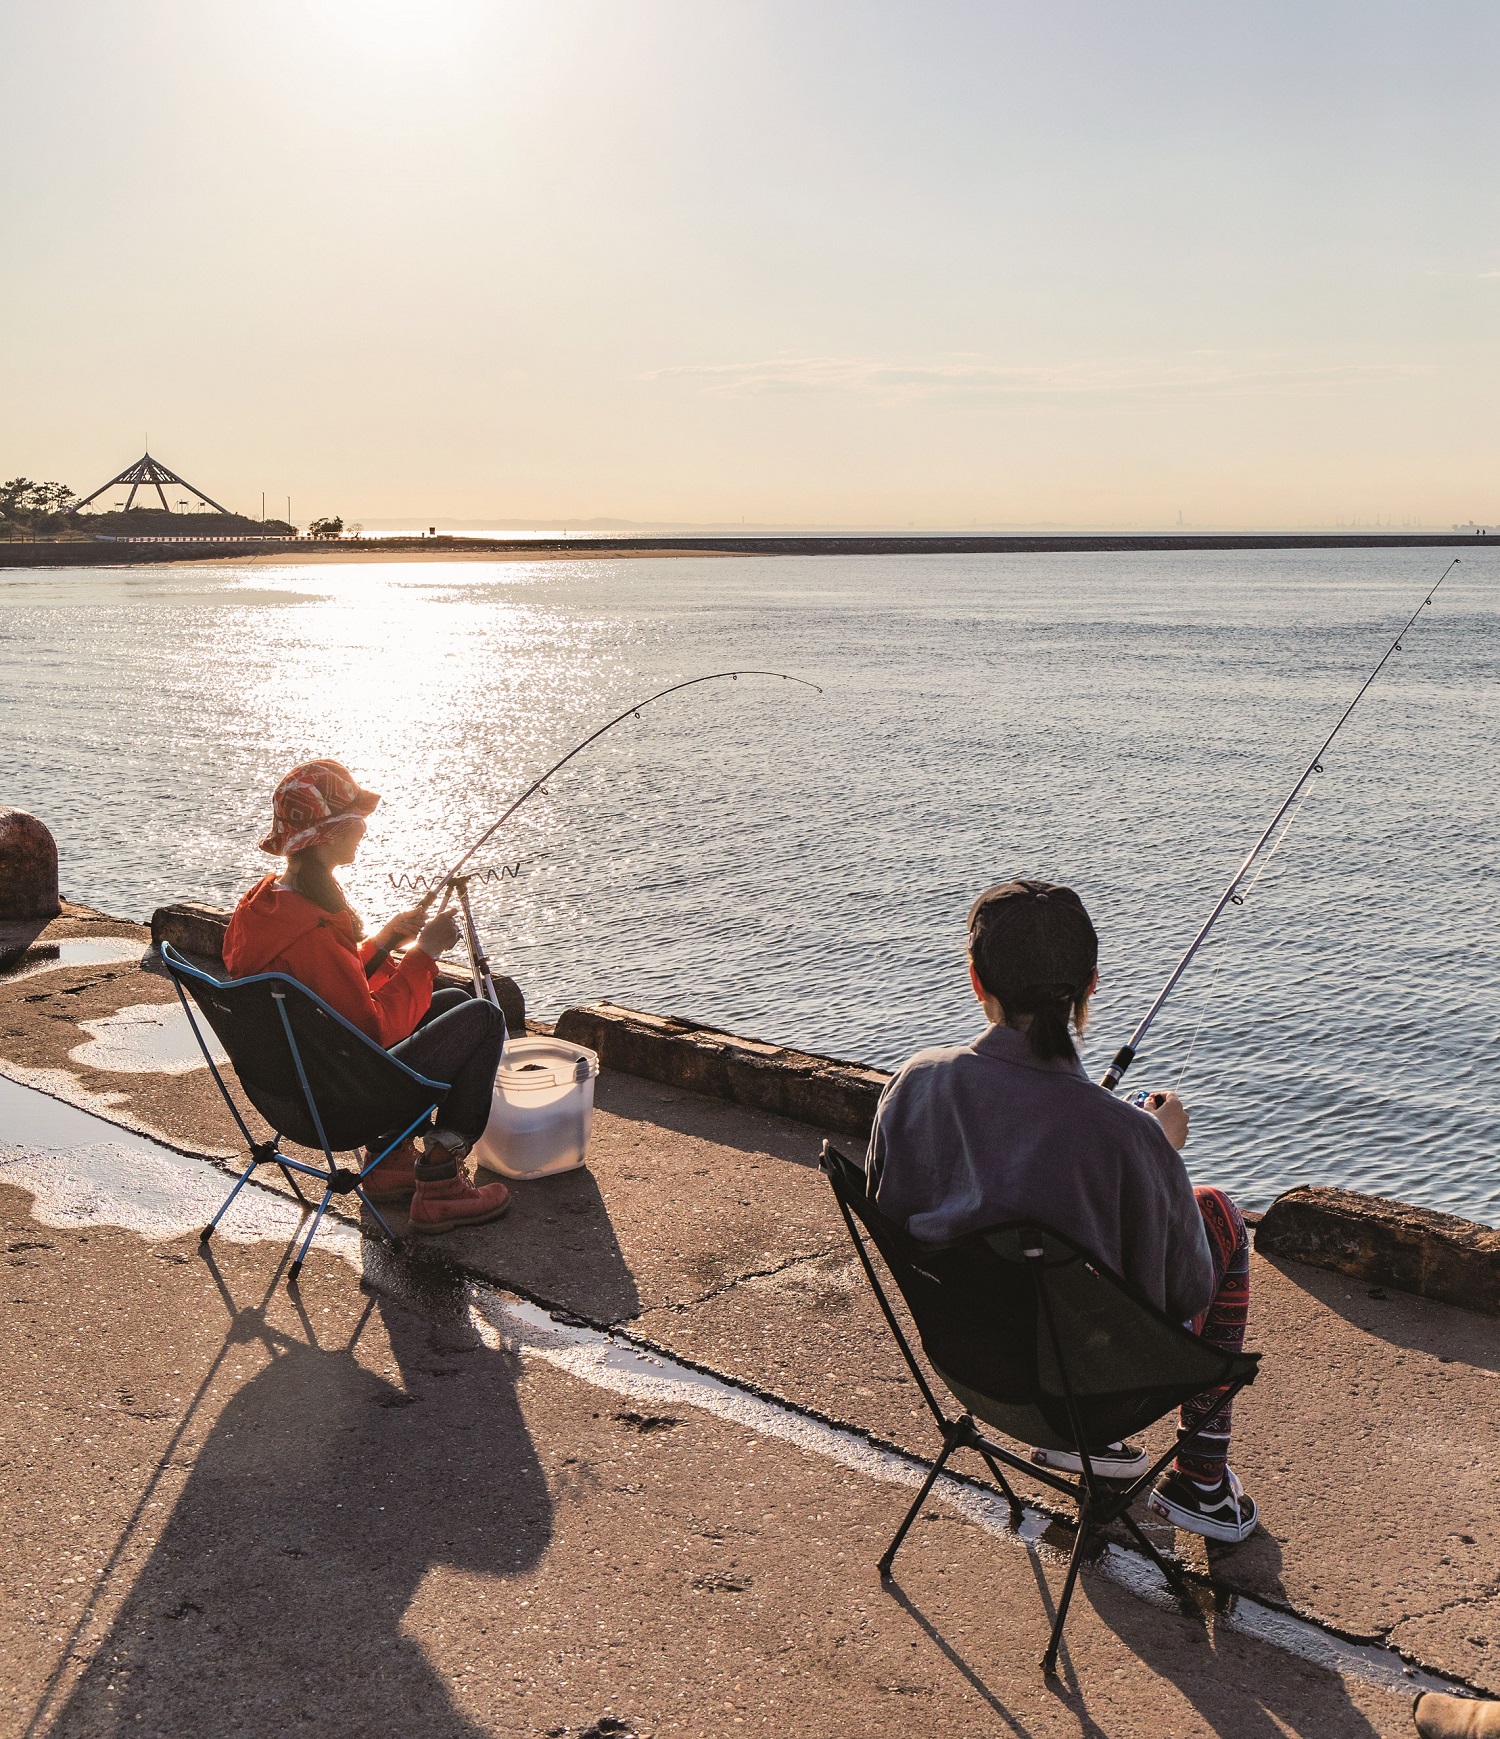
[4,907,1498,1735]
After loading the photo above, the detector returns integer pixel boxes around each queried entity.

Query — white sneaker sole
[1030,1445,1151,1481]
[1147,1486,1258,1543]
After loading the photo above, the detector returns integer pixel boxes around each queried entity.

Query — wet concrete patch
[0,1072,317,1250]
[69,1000,227,1074]
[0,936,145,981]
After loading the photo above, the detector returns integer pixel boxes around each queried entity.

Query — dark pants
[387,987,506,1146]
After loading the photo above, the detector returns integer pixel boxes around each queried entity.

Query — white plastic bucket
[472,1035,600,1180]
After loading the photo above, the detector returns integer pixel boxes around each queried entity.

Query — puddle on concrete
[69,1001,227,1074]
[0,1067,1464,1705]
[0,1072,315,1248]
[0,936,144,981]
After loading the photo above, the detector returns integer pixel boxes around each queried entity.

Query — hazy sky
[3,1,1497,526]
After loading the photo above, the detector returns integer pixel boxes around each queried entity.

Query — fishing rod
[368,669,822,1001]
[1100,558,1460,1094]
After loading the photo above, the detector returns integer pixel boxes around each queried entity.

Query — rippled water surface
[3,550,1495,1218]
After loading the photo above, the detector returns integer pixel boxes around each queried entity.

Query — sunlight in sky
[2,0,1496,526]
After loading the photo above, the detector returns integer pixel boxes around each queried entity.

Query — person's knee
[1194,1185,1249,1257]
[460,998,505,1041]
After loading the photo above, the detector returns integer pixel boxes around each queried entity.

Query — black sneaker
[1148,1467,1258,1543]
[1030,1441,1150,1480]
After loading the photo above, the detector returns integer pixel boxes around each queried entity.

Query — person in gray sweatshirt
[868,878,1257,1544]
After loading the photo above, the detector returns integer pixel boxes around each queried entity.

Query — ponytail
[1015,987,1084,1063]
[284,850,365,940]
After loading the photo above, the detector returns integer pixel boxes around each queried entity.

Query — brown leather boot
[360,1136,421,1205]
[1415,1694,1500,1738]
[408,1152,510,1235]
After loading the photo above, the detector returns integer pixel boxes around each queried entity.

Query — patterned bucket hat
[259,759,381,856]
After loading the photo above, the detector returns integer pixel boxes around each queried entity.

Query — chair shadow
[885,1520,1381,1739]
[375,1162,642,1326]
[883,1575,1047,1739]
[43,1247,552,1739]
[1079,1565,1388,1739]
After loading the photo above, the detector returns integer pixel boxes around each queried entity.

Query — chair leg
[1042,1496,1092,1677]
[287,1186,334,1286]
[354,1188,399,1248]
[273,1160,312,1208]
[879,1435,959,1578]
[975,1444,1026,1531]
[1117,1508,1197,1611]
[200,1151,268,1243]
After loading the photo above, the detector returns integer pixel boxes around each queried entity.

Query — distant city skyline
[3,0,1496,526]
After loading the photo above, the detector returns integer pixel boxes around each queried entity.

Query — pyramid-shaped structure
[75,452,231,515]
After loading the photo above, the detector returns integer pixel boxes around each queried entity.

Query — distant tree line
[1,478,78,533]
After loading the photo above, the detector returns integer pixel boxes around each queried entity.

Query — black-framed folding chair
[820,1141,1260,1676]
[161,941,451,1286]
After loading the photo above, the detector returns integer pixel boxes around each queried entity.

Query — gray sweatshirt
[868,1023,1216,1321]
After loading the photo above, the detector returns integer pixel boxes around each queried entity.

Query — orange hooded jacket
[223,876,437,1048]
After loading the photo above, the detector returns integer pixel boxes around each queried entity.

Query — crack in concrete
[1391,1577,1500,1631]
[639,1243,848,1316]
[14,969,138,1003]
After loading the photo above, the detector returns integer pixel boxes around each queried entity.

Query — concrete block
[151,901,230,962]
[0,809,61,921]
[554,1000,889,1138]
[1256,1185,1500,1316]
[148,900,525,1036]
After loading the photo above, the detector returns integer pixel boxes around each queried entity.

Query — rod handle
[1100,1045,1136,1092]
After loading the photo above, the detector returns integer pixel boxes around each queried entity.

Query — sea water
[2,548,1495,1218]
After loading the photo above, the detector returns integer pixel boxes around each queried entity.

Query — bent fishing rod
[1100,558,1459,1094]
[368,670,822,1000]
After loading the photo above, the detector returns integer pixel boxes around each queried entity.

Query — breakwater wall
[2,529,1493,568]
[151,898,1499,1317]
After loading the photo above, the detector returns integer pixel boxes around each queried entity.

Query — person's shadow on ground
[47,1248,551,1738]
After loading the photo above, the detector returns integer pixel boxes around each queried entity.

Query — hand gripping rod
[1099,559,1459,1092]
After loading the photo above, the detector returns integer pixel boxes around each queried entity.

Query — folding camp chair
[820,1141,1260,1676]
[161,942,451,1286]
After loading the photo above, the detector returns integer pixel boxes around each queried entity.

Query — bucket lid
[496,1035,599,1091]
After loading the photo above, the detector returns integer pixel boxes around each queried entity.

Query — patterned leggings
[1175,1185,1251,1483]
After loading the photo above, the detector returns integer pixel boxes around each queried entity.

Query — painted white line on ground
[466,1286,1452,1700]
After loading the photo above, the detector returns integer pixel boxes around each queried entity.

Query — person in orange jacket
[224,758,510,1234]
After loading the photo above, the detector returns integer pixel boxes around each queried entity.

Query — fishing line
[372,669,821,1001]
[1170,779,1318,1093]
[1101,558,1459,1093]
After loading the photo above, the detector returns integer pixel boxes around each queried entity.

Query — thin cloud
[643,354,1429,402]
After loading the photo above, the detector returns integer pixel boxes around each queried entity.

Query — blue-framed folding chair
[161,941,450,1285]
